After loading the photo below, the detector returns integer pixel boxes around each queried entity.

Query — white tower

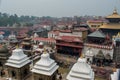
[31,49,59,80]
[5,48,30,80]
[67,57,94,80]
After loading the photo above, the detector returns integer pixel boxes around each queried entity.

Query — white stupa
[8,33,18,42]
[8,34,16,40]
[33,32,39,38]
[111,69,120,80]
[5,48,30,68]
[85,49,94,63]
[35,42,44,53]
[67,56,94,80]
[0,34,4,40]
[31,49,59,76]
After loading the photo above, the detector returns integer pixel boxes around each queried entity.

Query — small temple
[83,30,113,66]
[5,48,30,80]
[0,45,10,70]
[21,37,32,50]
[31,48,59,80]
[66,54,94,80]
[8,32,18,46]
[34,42,44,54]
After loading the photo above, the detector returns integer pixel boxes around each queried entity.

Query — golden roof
[99,23,120,29]
[106,8,120,18]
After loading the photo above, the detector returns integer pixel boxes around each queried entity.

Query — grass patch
[58,67,69,74]
[95,76,106,80]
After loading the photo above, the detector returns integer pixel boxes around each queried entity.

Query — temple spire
[113,7,118,15]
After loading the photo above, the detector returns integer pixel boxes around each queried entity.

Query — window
[11,71,16,78]
[0,62,2,66]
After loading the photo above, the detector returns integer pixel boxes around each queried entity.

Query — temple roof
[56,36,83,42]
[88,30,105,38]
[5,48,30,68]
[31,51,59,76]
[67,57,94,80]
[0,45,9,53]
[106,9,120,19]
[39,42,44,46]
[99,23,120,29]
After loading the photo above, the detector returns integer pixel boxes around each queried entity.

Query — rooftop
[106,9,120,19]
[99,23,120,29]
[88,30,106,38]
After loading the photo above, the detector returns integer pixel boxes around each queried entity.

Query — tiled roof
[60,30,72,33]
[33,37,56,43]
[56,36,83,42]
[73,27,88,31]
[48,30,60,35]
[88,30,105,38]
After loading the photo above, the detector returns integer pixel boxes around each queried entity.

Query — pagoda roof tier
[99,23,120,29]
[106,9,120,19]
[31,52,59,76]
[23,37,32,41]
[56,36,83,42]
[56,43,83,48]
[5,48,30,68]
[88,30,105,38]
[67,58,94,80]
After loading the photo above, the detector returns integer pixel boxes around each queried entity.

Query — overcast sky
[0,0,120,17]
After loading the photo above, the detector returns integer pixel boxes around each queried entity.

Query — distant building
[33,27,48,38]
[48,30,59,39]
[55,28,88,56]
[87,20,104,29]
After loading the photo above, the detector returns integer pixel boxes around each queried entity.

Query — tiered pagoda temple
[21,37,32,56]
[8,33,18,46]
[66,56,94,80]
[5,48,30,80]
[99,8,120,37]
[31,49,59,80]
[21,37,32,50]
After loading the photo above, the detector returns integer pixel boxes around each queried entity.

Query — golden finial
[80,53,84,58]
[113,7,118,14]
[44,48,47,54]
[16,44,19,49]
